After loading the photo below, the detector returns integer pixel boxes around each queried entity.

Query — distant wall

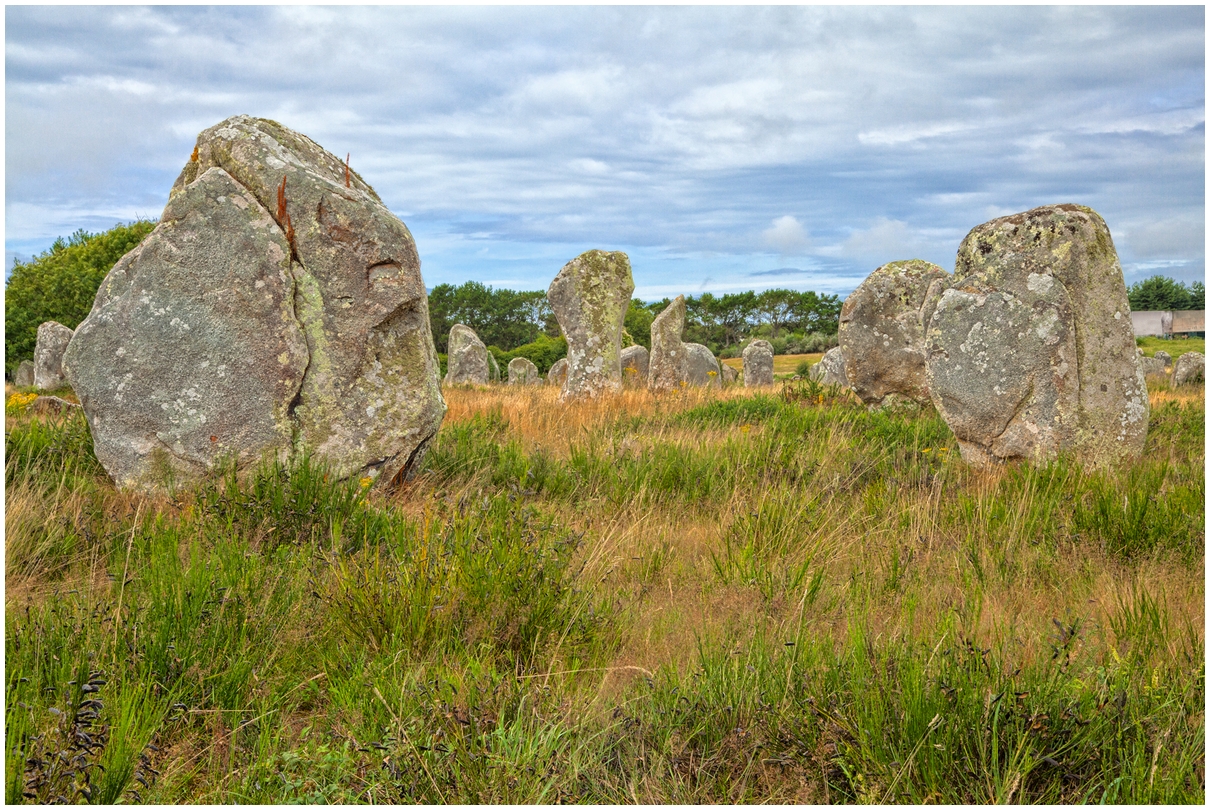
[1131,310,1205,337]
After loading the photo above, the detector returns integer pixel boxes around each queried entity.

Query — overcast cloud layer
[6,5,1205,298]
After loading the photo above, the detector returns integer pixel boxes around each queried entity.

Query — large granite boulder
[925,204,1148,468]
[507,357,541,385]
[444,324,489,385]
[685,343,722,388]
[839,259,950,407]
[546,357,569,387]
[34,321,74,391]
[620,345,649,386]
[13,360,34,388]
[64,115,445,490]
[648,295,688,392]
[1172,352,1204,385]
[742,339,774,387]
[547,250,634,399]
[809,346,850,388]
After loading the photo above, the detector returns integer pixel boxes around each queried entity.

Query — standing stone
[620,345,649,386]
[742,339,775,387]
[508,357,541,386]
[64,115,445,490]
[839,259,950,407]
[649,296,688,392]
[684,343,722,388]
[809,346,850,388]
[1154,350,1173,368]
[1172,352,1204,385]
[13,360,35,388]
[720,362,738,385]
[1138,355,1167,376]
[546,357,569,387]
[547,250,634,399]
[486,351,501,382]
[444,324,490,385]
[34,321,74,391]
[925,204,1148,469]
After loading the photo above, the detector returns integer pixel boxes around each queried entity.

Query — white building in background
[1131,310,1205,338]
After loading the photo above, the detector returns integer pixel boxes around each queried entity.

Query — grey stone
[444,324,489,386]
[1139,355,1167,376]
[809,346,850,388]
[925,204,1148,469]
[34,321,74,391]
[684,343,722,388]
[840,259,950,407]
[742,339,775,387]
[486,351,501,383]
[620,345,649,386]
[547,357,569,387]
[508,356,541,386]
[1154,350,1173,368]
[32,395,81,416]
[720,361,738,385]
[14,360,34,388]
[648,295,688,392]
[547,250,634,399]
[1172,352,1204,386]
[65,116,445,490]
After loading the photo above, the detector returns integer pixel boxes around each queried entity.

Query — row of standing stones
[19,116,1204,491]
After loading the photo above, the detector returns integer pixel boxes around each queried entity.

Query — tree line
[1126,276,1205,312]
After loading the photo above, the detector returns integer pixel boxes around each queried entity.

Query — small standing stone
[720,362,738,384]
[34,321,74,391]
[14,360,34,387]
[742,339,775,387]
[508,357,541,386]
[621,345,649,386]
[684,343,722,388]
[486,351,501,382]
[809,346,850,388]
[444,324,490,386]
[547,250,634,399]
[546,358,569,387]
[1155,350,1173,368]
[649,296,688,392]
[1172,352,1204,385]
[1138,355,1167,376]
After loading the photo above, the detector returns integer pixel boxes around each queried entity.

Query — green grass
[1137,336,1205,360]
[5,384,1204,803]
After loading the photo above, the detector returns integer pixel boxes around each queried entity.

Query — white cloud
[840,218,930,265]
[761,216,810,255]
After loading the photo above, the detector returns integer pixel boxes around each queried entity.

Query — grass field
[1137,336,1205,360]
[5,377,1205,803]
[721,353,823,378]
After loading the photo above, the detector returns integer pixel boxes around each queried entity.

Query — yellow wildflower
[708,370,717,377]
[6,391,38,415]
[359,476,373,488]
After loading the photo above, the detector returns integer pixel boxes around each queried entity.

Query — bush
[5,221,155,377]
[489,334,567,374]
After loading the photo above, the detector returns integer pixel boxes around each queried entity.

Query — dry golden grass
[720,352,824,374]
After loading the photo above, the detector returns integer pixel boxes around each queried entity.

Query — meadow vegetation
[5,375,1205,803]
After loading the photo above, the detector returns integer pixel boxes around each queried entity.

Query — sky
[5,4,1205,301]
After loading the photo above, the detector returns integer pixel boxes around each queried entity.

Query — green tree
[428,281,546,352]
[1128,276,1205,311]
[5,221,156,377]
[623,298,655,350]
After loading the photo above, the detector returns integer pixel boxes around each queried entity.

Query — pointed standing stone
[547,250,634,399]
[648,295,687,392]
[34,321,74,391]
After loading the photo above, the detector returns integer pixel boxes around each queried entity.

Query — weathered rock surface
[720,362,738,384]
[809,346,850,388]
[742,339,775,387]
[1138,355,1167,376]
[1172,352,1204,385]
[547,250,634,399]
[685,343,722,388]
[925,204,1148,468]
[65,115,445,490]
[487,351,501,382]
[840,259,950,407]
[444,324,489,385]
[508,357,541,385]
[32,395,81,416]
[546,357,569,387]
[34,321,74,391]
[648,296,688,392]
[1154,350,1173,368]
[620,345,649,386]
[14,360,34,387]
